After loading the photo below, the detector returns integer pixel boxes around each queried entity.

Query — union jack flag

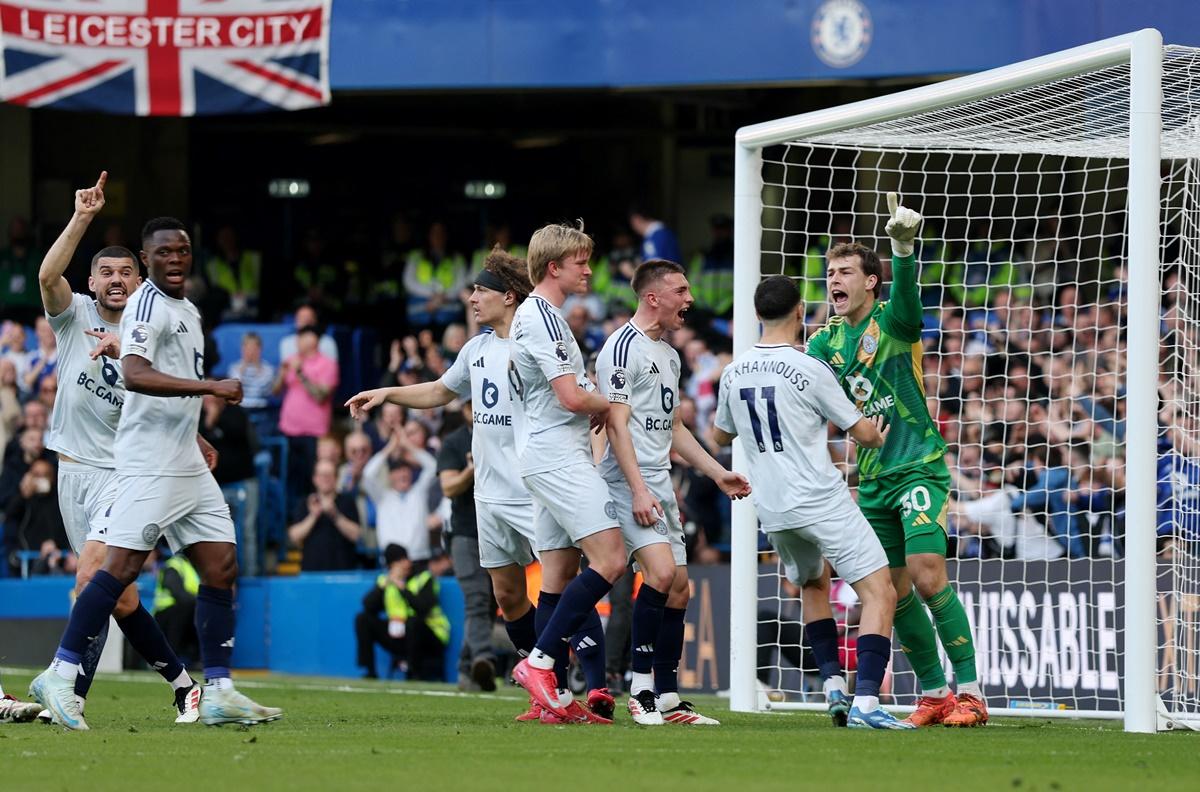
[0,0,330,116]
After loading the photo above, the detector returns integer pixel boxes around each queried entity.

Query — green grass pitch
[2,668,1197,791]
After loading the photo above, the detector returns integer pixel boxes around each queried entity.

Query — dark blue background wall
[328,0,1200,89]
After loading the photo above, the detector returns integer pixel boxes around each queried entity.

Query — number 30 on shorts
[899,485,932,518]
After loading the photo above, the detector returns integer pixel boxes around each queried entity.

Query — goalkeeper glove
[884,192,922,258]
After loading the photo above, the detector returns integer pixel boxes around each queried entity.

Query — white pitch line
[0,666,527,702]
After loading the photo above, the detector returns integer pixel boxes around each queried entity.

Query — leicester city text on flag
[0,0,331,116]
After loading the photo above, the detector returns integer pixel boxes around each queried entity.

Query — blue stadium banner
[0,0,331,115]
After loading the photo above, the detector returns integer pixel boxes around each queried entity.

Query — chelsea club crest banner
[0,0,331,116]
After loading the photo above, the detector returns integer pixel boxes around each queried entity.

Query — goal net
[729,30,1200,731]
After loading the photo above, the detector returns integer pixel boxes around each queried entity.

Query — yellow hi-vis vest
[206,251,262,297]
[154,555,200,613]
[378,571,450,644]
[688,254,734,316]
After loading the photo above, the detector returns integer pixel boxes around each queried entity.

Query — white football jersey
[508,295,592,476]
[44,294,124,468]
[440,330,530,504]
[597,320,680,478]
[714,344,863,528]
[116,281,207,476]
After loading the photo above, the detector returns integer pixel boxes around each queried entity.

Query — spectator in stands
[229,331,276,414]
[274,323,338,522]
[566,302,605,357]
[354,544,451,681]
[35,372,57,413]
[200,385,261,575]
[21,316,57,400]
[0,358,21,453]
[152,549,199,667]
[628,202,681,264]
[440,323,467,366]
[205,225,262,321]
[404,221,468,328]
[0,422,52,517]
[371,210,414,339]
[436,400,497,691]
[287,459,362,571]
[0,217,41,325]
[317,435,342,467]
[4,458,68,576]
[0,322,31,387]
[361,428,439,562]
[689,213,735,319]
[364,400,405,452]
[590,229,639,313]
[339,431,373,494]
[293,229,341,317]
[279,304,339,363]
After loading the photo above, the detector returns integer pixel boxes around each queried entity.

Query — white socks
[630,672,655,696]
[925,685,952,699]
[957,681,983,698]
[207,677,233,690]
[529,649,555,671]
[823,675,848,696]
[51,657,79,683]
[852,695,879,713]
[170,670,193,691]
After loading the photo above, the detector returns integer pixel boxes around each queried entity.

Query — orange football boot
[902,693,958,727]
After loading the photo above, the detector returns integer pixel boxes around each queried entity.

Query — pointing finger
[887,192,899,218]
[96,171,107,190]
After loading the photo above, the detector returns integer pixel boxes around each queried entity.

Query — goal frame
[728,28,1164,734]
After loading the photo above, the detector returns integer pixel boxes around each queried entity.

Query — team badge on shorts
[604,501,618,520]
[653,518,669,536]
[861,334,878,355]
[142,523,161,544]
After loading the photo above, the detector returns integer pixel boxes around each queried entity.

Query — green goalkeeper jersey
[805,253,946,480]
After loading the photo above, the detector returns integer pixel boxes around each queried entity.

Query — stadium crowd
[2,204,1194,592]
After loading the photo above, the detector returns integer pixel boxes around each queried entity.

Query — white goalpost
[730,29,1200,733]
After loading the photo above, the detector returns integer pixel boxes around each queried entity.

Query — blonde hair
[527,220,594,284]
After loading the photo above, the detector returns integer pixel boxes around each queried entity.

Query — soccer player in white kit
[346,249,614,723]
[596,258,750,725]
[31,172,201,725]
[712,276,911,729]
[507,222,630,721]
[30,217,281,730]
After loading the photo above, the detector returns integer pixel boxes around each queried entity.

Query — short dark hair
[827,241,883,298]
[383,544,409,565]
[140,217,187,246]
[296,324,320,338]
[631,258,686,296]
[90,246,137,270]
[754,276,801,321]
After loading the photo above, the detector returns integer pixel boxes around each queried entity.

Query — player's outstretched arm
[39,171,107,317]
[883,192,925,335]
[122,355,242,402]
[671,421,751,499]
[848,413,890,449]
[345,381,456,420]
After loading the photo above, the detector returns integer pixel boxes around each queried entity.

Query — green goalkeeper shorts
[857,461,952,568]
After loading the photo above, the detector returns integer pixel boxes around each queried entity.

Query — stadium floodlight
[268,178,310,198]
[465,180,507,200]
[730,29,1200,733]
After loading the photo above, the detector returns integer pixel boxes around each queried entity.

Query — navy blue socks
[854,633,891,699]
[805,617,844,681]
[195,585,235,681]
[653,606,686,695]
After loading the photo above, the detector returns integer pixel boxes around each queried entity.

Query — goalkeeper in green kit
[805,193,986,727]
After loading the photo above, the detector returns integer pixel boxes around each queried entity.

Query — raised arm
[40,171,108,317]
[883,192,925,338]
